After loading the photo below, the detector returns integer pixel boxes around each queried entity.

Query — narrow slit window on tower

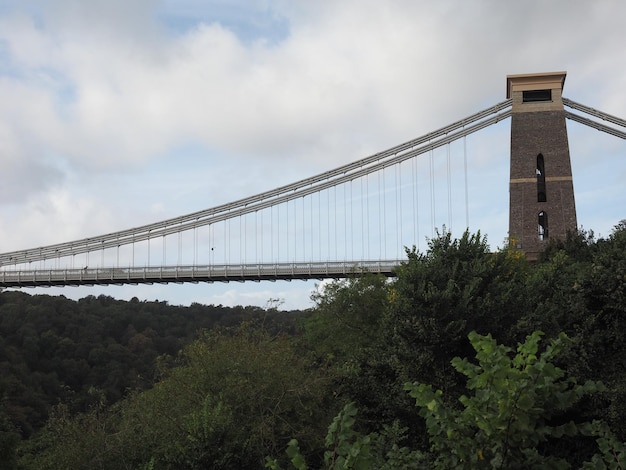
[536,154,546,202]
[523,89,552,102]
[538,211,548,241]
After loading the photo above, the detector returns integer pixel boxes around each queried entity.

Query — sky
[0,0,625,310]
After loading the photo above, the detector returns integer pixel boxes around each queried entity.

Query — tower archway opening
[537,154,546,202]
[538,211,548,241]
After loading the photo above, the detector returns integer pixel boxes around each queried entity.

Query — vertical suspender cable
[275,204,279,263]
[286,200,289,262]
[383,167,387,259]
[378,170,383,257]
[207,225,211,265]
[430,149,435,238]
[395,162,402,258]
[360,176,364,260]
[334,185,337,261]
[447,143,452,231]
[344,182,348,261]
[240,214,243,264]
[464,135,469,228]
[327,188,331,261]
[416,156,420,252]
[309,195,312,261]
[249,210,253,264]
[394,165,398,254]
[313,192,316,262]
[366,174,370,259]
[395,164,400,258]
[412,157,418,251]
[318,191,321,261]
[350,180,354,261]
[178,227,182,266]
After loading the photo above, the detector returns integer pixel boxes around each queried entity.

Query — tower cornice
[506,71,567,98]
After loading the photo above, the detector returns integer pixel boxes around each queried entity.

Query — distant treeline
[0,291,306,437]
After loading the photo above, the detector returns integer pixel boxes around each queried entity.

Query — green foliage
[304,273,408,448]
[0,291,306,440]
[266,402,420,470]
[327,229,531,447]
[520,223,626,441]
[296,225,626,462]
[7,224,626,469]
[323,402,373,468]
[581,421,626,469]
[389,229,529,392]
[0,401,20,470]
[21,323,334,469]
[406,331,603,468]
[273,330,626,469]
[306,273,390,363]
[539,227,597,263]
[16,401,117,470]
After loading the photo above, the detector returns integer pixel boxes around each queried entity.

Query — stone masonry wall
[509,110,577,259]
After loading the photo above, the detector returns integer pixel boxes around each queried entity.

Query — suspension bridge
[1,73,625,288]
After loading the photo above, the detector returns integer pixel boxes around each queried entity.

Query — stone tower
[507,71,577,260]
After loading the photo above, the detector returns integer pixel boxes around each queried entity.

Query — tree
[266,401,421,470]
[517,222,626,442]
[21,323,335,469]
[570,222,626,439]
[406,331,604,468]
[388,230,529,395]
[304,270,422,445]
[0,401,20,470]
[270,331,626,469]
[305,273,390,363]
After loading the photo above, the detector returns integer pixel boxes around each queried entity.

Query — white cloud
[0,0,625,308]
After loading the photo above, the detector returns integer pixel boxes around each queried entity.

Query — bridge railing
[0,260,403,287]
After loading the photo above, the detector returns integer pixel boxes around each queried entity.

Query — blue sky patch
[156,0,290,45]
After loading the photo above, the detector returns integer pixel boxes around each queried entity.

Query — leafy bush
[270,331,626,469]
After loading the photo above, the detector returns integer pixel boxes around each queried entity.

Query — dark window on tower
[523,89,552,102]
[536,154,546,202]
[538,211,548,241]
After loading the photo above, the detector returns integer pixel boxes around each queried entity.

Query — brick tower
[507,71,577,260]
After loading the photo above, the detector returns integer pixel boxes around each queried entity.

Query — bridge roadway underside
[0,261,402,288]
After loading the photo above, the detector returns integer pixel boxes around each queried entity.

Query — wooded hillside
[1,222,626,468]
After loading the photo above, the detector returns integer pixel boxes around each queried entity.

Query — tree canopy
[3,222,626,468]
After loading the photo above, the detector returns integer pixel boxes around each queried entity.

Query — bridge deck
[0,261,402,287]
